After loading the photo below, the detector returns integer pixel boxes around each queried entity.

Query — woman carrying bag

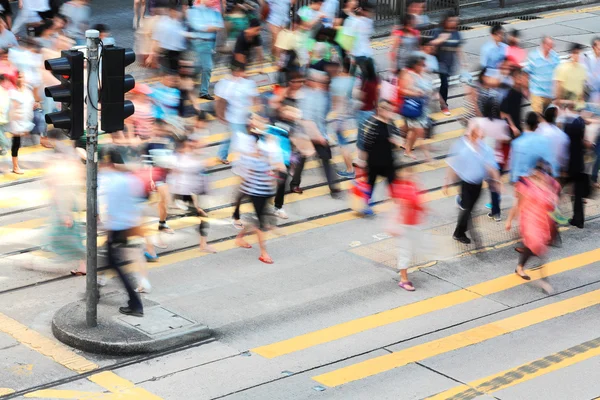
[398,55,431,160]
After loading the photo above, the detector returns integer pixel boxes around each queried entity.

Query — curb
[52,297,212,356]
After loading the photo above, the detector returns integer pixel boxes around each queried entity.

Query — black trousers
[174,195,209,237]
[439,73,450,105]
[568,173,587,227]
[274,169,288,210]
[367,163,396,195]
[290,144,336,192]
[11,136,20,158]
[454,181,483,238]
[107,230,143,312]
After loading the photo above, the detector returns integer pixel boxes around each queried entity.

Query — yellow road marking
[0,388,15,396]
[0,218,46,237]
[312,289,600,387]
[252,247,600,359]
[0,169,45,185]
[0,191,50,209]
[426,337,600,400]
[25,371,162,399]
[0,312,98,374]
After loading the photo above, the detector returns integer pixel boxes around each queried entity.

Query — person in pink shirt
[506,29,527,68]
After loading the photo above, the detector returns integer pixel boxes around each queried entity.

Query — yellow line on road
[312,289,600,387]
[0,312,98,374]
[426,337,600,400]
[0,169,45,185]
[252,248,600,359]
[0,388,15,396]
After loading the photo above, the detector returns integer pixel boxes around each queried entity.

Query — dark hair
[482,97,499,120]
[406,55,425,70]
[35,19,54,36]
[421,37,432,47]
[231,60,247,71]
[92,23,110,33]
[440,11,457,29]
[341,57,351,73]
[543,106,558,124]
[509,29,520,38]
[401,13,415,28]
[525,111,539,131]
[55,13,68,23]
[311,0,324,3]
[490,24,504,36]
[478,67,488,84]
[592,36,600,46]
[249,18,261,28]
[570,42,584,53]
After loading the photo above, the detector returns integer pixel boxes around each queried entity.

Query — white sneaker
[274,208,289,219]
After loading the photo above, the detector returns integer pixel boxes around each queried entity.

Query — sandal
[70,270,86,276]
[259,255,274,264]
[219,159,230,165]
[398,281,415,291]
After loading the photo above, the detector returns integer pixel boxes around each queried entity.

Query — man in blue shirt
[187,0,224,100]
[480,24,507,74]
[445,121,501,244]
[523,37,560,114]
[510,112,554,184]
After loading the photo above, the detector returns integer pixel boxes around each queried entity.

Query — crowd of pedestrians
[3,0,600,313]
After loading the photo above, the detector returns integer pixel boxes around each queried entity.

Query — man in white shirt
[147,3,187,72]
[583,37,600,104]
[214,61,260,164]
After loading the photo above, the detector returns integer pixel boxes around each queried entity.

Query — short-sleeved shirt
[432,29,463,75]
[348,16,374,58]
[0,29,18,51]
[266,0,292,27]
[233,31,262,61]
[214,77,258,124]
[224,13,249,40]
[480,40,507,70]
[554,62,587,102]
[524,48,560,98]
[330,75,354,116]
[152,15,187,51]
[149,83,182,121]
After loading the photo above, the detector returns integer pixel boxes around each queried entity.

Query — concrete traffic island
[52,294,211,356]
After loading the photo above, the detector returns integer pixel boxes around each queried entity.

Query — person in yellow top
[554,43,587,109]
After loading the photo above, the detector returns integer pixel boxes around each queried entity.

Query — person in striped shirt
[234,134,282,264]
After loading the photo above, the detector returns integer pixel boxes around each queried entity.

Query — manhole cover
[516,15,541,21]
[118,307,196,336]
[480,20,507,26]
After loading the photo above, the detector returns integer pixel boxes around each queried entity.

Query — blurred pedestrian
[348,1,375,82]
[499,67,526,137]
[537,105,570,179]
[563,114,589,229]
[330,58,356,178]
[505,29,526,68]
[362,100,401,214]
[98,147,145,317]
[524,36,560,114]
[233,17,264,64]
[0,18,18,50]
[214,61,260,164]
[406,0,429,30]
[264,0,293,57]
[430,12,463,116]
[506,160,559,282]
[234,134,281,264]
[187,0,224,100]
[444,119,501,245]
[480,24,506,73]
[8,72,35,174]
[133,0,147,30]
[147,2,186,72]
[583,37,600,104]
[390,13,419,74]
[12,0,52,37]
[59,0,91,46]
[389,167,427,291]
[554,43,587,110]
[0,0,14,30]
[510,112,553,184]
[0,74,10,157]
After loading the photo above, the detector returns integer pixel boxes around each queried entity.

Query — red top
[360,78,379,112]
[506,46,527,67]
[390,179,425,225]
[392,28,420,38]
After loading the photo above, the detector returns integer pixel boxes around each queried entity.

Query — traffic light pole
[85,29,100,328]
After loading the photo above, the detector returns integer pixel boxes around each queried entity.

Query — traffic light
[44,50,84,140]
[101,46,136,133]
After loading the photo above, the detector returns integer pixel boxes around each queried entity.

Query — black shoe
[199,94,215,101]
[569,219,584,229]
[290,186,303,194]
[119,307,144,317]
[330,188,342,199]
[453,235,471,244]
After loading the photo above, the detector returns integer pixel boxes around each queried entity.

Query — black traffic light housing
[101,46,136,133]
[44,50,84,140]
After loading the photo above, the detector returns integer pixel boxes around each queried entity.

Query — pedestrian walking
[146,2,187,73]
[133,0,147,30]
[505,29,526,68]
[444,120,501,245]
[214,61,260,164]
[563,114,589,229]
[537,105,570,179]
[0,0,14,30]
[187,0,224,101]
[232,18,264,64]
[348,2,375,82]
[390,13,420,74]
[506,160,559,284]
[8,72,35,174]
[554,43,587,110]
[510,112,553,184]
[12,0,52,37]
[0,18,18,51]
[430,12,464,116]
[330,58,356,178]
[263,0,293,57]
[582,37,600,105]
[406,0,429,30]
[59,0,91,46]
[480,24,507,73]
[524,36,560,115]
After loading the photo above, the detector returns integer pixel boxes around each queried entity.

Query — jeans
[356,110,375,151]
[107,230,143,312]
[218,122,247,161]
[194,40,215,97]
[0,124,9,151]
[489,166,502,216]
